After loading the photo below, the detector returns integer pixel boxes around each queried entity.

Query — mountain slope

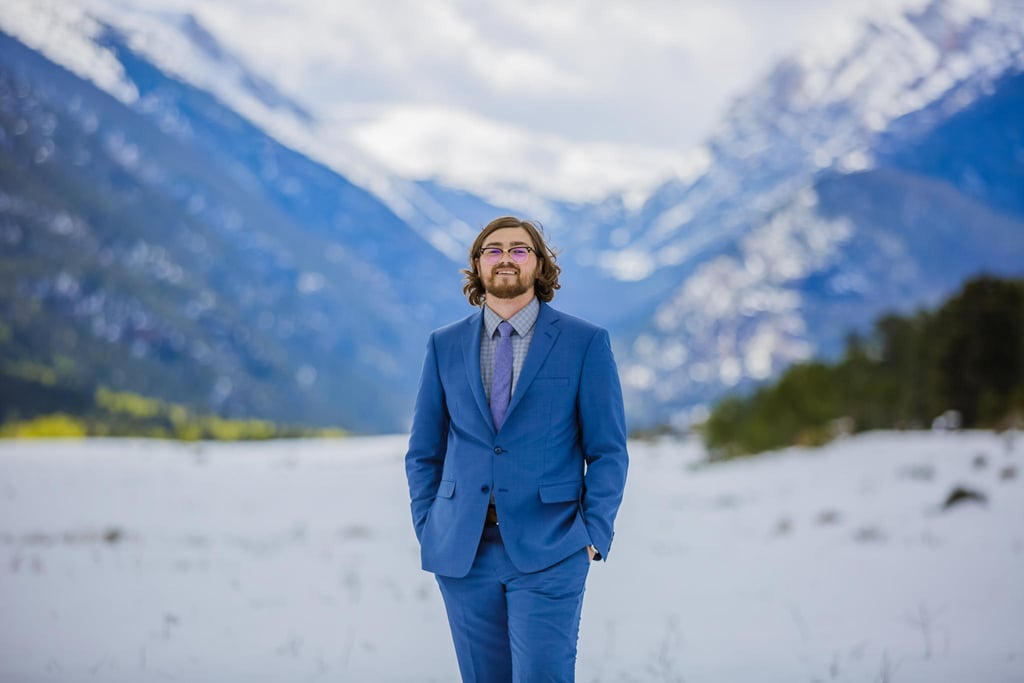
[613,0,1024,426]
[0,28,463,432]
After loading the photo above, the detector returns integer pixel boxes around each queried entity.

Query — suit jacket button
[494,447,503,454]
[481,485,490,493]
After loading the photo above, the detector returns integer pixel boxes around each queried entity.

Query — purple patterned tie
[490,321,514,430]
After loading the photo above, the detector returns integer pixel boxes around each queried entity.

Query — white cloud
[347,103,704,205]
[95,0,910,153]
[12,0,924,202]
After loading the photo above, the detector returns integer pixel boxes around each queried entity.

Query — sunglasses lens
[480,248,531,264]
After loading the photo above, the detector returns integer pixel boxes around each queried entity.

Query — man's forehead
[483,227,532,246]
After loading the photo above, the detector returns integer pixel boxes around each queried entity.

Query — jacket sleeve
[577,328,629,560]
[404,333,449,542]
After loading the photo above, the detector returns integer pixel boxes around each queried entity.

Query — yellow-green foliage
[4,360,57,386]
[53,355,78,376]
[2,381,347,442]
[163,400,281,440]
[172,423,203,441]
[313,428,349,438]
[1,413,88,438]
[166,407,201,440]
[168,404,189,425]
[199,416,277,441]
[95,387,163,418]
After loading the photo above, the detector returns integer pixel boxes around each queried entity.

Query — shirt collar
[483,297,540,338]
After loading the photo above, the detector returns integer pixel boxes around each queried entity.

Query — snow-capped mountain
[630,0,1024,271]
[1,0,1023,432]
[611,0,1024,426]
[1,0,497,261]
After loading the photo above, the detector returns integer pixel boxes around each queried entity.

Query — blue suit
[405,300,628,681]
[406,301,628,576]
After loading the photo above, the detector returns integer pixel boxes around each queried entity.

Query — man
[405,216,629,682]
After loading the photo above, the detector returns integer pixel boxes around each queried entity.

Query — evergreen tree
[927,276,1024,426]
[703,275,1024,456]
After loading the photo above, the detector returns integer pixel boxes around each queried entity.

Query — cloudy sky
[81,0,923,202]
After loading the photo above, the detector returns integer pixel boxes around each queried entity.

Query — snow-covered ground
[0,431,1021,682]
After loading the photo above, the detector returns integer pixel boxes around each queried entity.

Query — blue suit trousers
[436,525,590,682]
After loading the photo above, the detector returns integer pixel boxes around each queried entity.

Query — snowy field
[0,430,1021,682]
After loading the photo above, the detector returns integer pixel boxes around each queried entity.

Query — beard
[483,266,534,300]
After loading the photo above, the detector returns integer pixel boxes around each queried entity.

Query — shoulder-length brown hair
[461,216,561,307]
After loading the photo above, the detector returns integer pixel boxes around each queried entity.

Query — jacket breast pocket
[538,481,582,503]
[532,377,570,388]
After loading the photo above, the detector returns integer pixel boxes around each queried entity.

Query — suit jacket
[405,301,629,577]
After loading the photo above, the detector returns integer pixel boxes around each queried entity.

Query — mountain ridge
[2,0,1023,432]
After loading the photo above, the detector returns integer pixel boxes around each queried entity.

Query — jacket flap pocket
[532,377,569,386]
[437,479,456,499]
[539,481,582,503]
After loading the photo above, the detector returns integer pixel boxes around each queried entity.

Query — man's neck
[485,291,536,321]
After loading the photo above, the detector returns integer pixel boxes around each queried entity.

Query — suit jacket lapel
[460,310,493,433]
[504,302,560,422]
